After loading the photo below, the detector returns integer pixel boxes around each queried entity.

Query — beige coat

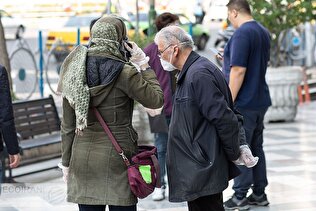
[61,64,163,205]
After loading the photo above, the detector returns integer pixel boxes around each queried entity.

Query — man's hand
[233,145,259,168]
[213,48,224,60]
[9,153,21,168]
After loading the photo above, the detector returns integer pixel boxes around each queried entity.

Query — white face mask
[160,49,177,71]
[160,59,177,72]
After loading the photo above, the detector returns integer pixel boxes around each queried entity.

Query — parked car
[127,13,210,50]
[177,14,210,50]
[45,15,96,61]
[127,12,149,30]
[46,15,144,62]
[0,9,25,39]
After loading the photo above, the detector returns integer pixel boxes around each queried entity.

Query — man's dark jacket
[167,51,241,202]
[0,65,19,155]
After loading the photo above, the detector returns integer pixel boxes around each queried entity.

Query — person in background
[143,12,179,201]
[193,0,205,24]
[0,64,21,184]
[89,17,101,32]
[154,25,257,211]
[58,15,163,211]
[222,0,271,210]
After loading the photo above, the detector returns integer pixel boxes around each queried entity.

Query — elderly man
[154,25,252,211]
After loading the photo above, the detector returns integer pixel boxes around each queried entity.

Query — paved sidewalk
[1,101,316,210]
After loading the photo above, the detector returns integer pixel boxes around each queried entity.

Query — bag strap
[151,154,161,188]
[94,107,161,187]
[93,107,131,167]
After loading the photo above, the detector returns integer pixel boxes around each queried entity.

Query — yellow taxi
[46,15,145,62]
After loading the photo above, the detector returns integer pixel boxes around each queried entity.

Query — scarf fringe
[75,117,87,136]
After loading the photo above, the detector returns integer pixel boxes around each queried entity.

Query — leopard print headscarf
[57,15,128,133]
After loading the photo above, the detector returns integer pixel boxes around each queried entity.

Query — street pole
[38,31,44,98]
[148,0,156,36]
[107,0,112,14]
[135,0,139,37]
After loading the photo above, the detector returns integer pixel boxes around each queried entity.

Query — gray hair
[154,25,194,49]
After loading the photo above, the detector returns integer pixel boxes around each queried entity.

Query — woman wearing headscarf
[57,15,163,211]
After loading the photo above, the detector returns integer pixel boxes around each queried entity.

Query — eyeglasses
[158,44,174,56]
[158,41,189,57]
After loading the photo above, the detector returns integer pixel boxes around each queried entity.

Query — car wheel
[15,25,25,39]
[197,34,208,51]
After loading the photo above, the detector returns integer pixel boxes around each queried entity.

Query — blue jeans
[78,204,136,211]
[233,108,268,199]
[154,116,171,187]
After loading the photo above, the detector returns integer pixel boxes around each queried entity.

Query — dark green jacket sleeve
[60,98,76,167]
[116,66,164,109]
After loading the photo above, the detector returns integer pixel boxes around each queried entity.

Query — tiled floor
[1,102,316,211]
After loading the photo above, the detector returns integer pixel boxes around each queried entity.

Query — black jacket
[167,51,241,202]
[0,65,19,155]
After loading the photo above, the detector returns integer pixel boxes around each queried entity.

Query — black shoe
[224,195,250,210]
[247,193,269,206]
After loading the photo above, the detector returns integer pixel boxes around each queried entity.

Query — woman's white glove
[124,41,149,71]
[58,162,69,183]
[144,106,163,117]
[233,145,259,168]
